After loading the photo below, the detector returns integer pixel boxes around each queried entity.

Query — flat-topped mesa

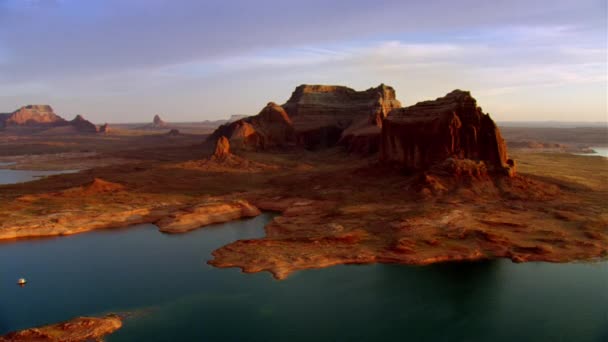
[380,90,515,176]
[70,114,99,133]
[208,102,295,150]
[283,84,402,149]
[0,105,67,128]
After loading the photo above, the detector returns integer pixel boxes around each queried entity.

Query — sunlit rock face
[207,102,295,150]
[380,90,514,175]
[282,84,402,150]
[1,105,67,128]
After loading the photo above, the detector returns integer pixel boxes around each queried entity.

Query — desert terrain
[0,86,606,339]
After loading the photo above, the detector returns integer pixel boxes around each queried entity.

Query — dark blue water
[0,214,606,341]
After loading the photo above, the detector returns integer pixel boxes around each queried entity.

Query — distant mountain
[228,114,249,122]
[498,121,607,128]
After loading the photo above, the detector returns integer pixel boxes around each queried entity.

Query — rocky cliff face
[0,105,67,128]
[208,102,295,150]
[70,115,98,133]
[282,84,401,149]
[380,90,514,175]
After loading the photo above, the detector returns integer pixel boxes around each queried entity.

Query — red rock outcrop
[70,114,98,133]
[213,136,231,160]
[380,90,514,175]
[283,84,401,150]
[0,315,122,342]
[208,102,295,150]
[0,105,67,128]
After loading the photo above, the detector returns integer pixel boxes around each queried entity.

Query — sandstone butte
[1,85,605,281]
[380,89,515,176]
[0,104,100,133]
[207,84,401,153]
[0,315,122,342]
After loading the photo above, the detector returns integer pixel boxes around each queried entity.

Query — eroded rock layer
[208,102,295,150]
[283,84,402,149]
[380,90,513,174]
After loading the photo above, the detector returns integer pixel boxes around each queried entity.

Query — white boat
[17,278,26,285]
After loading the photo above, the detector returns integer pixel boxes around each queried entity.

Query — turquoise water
[0,164,79,185]
[0,214,606,341]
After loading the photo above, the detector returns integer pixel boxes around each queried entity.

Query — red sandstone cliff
[208,102,295,150]
[380,90,514,175]
[282,84,401,150]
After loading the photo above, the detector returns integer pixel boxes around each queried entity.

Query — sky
[0,0,606,123]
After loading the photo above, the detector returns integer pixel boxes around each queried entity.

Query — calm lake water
[588,147,608,157]
[0,213,606,341]
[0,164,79,185]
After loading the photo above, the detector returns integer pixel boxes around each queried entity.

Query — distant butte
[70,114,99,133]
[0,105,67,128]
[153,114,167,128]
[0,105,100,133]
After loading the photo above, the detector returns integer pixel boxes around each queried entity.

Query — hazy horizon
[1,0,606,123]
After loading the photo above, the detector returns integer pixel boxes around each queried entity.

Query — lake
[0,164,79,185]
[577,147,608,158]
[0,213,606,341]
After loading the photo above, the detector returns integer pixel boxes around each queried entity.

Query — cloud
[0,1,605,122]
